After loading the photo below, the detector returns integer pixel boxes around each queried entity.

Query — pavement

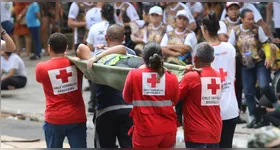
[1,51,253,148]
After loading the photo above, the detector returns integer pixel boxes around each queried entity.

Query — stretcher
[67,56,187,90]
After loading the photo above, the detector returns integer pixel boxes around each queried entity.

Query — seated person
[1,46,27,90]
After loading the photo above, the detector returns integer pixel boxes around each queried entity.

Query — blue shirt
[25,2,40,27]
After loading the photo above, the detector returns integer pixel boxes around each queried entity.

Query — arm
[16,5,28,23]
[67,3,86,28]
[1,28,16,52]
[68,18,86,28]
[161,46,182,57]
[266,2,273,30]
[35,64,41,83]
[87,43,94,52]
[167,44,192,54]
[1,69,16,81]
[257,20,278,43]
[123,71,133,104]
[217,21,229,42]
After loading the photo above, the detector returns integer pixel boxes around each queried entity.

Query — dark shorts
[114,57,145,68]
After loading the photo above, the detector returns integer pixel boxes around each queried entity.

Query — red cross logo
[147,74,160,88]
[207,78,220,95]
[56,69,72,83]
[219,68,227,82]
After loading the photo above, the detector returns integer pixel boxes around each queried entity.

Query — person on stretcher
[75,24,145,69]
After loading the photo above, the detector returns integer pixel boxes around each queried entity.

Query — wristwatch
[1,29,7,36]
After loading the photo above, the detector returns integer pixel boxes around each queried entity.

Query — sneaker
[30,55,41,60]
[246,119,257,128]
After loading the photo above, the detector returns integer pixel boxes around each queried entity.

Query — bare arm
[36,12,40,19]
[188,22,197,31]
[218,34,229,42]
[1,69,15,81]
[161,46,181,57]
[87,43,94,52]
[167,44,192,54]
[1,28,16,52]
[266,2,273,30]
[257,19,279,43]
[67,18,86,28]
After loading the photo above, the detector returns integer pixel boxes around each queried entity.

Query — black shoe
[30,55,41,60]
[236,117,247,124]
[246,119,257,128]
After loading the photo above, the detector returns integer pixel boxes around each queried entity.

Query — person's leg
[242,66,257,120]
[14,35,23,56]
[32,27,42,57]
[66,122,87,148]
[116,109,133,148]
[1,76,27,90]
[264,111,280,127]
[219,117,238,148]
[175,100,183,126]
[256,61,279,108]
[41,16,50,52]
[88,82,96,113]
[95,111,117,148]
[158,132,176,148]
[185,142,207,148]
[132,132,159,148]
[24,34,32,56]
[42,121,66,148]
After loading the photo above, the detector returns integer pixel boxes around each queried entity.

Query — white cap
[176,10,189,20]
[149,6,163,15]
[226,2,240,8]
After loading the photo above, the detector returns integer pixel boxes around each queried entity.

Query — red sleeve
[35,63,42,83]
[123,70,133,104]
[179,74,190,100]
[172,75,179,105]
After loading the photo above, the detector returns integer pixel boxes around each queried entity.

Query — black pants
[1,76,27,90]
[235,60,243,110]
[175,100,183,125]
[275,28,280,48]
[264,111,280,127]
[94,108,133,148]
[219,117,238,148]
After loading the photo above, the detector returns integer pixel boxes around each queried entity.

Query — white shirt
[228,24,268,46]
[163,2,195,24]
[85,7,102,30]
[68,2,80,44]
[86,21,109,51]
[160,29,197,50]
[211,42,239,120]
[218,17,240,35]
[273,2,280,28]
[114,2,139,25]
[220,3,262,23]
[1,53,27,77]
[143,22,174,43]
[1,2,12,22]
[186,2,203,14]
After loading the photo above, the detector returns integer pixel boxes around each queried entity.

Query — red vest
[127,68,178,136]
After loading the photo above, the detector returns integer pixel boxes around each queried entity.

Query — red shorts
[132,132,176,148]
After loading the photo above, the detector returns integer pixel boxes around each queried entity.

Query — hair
[106,24,125,42]
[193,42,214,64]
[101,3,115,25]
[48,33,68,54]
[142,42,164,78]
[201,12,220,37]
[240,8,253,19]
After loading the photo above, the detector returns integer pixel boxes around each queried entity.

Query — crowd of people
[1,1,280,148]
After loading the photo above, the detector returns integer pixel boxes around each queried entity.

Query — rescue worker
[122,42,179,148]
[179,42,222,148]
[201,12,239,148]
[228,9,280,128]
[78,24,134,148]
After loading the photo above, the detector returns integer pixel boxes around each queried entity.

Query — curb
[1,110,44,122]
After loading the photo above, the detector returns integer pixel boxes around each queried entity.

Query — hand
[271,37,280,44]
[95,44,105,49]
[87,56,99,69]
[265,58,272,68]
[184,65,202,73]
[173,51,182,57]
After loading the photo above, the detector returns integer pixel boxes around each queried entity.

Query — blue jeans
[43,121,87,148]
[185,142,219,148]
[29,27,41,56]
[242,60,277,117]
